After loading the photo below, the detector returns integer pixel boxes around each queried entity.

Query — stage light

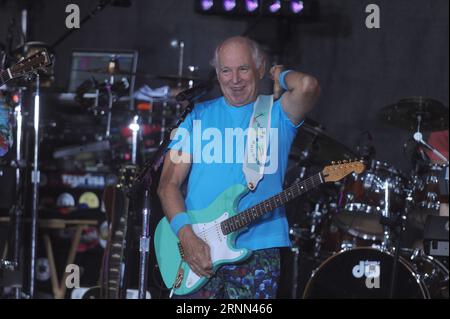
[245,0,259,12]
[223,0,236,11]
[290,1,304,14]
[269,0,281,13]
[200,0,214,11]
[195,0,319,21]
[129,123,140,132]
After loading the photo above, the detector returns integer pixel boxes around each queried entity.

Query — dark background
[0,0,448,299]
[1,0,448,172]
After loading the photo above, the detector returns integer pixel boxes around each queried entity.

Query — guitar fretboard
[221,173,324,235]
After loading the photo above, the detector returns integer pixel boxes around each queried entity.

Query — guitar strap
[243,94,273,190]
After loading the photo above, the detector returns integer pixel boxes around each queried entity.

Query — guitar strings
[193,174,321,240]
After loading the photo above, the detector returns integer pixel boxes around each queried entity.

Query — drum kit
[1,33,448,299]
[287,98,449,299]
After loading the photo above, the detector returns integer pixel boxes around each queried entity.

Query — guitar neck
[221,172,324,235]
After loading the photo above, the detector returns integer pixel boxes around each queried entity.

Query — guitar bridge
[173,268,184,289]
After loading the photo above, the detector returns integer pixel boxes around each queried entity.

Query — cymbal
[290,119,358,165]
[73,68,139,76]
[156,74,202,82]
[378,97,449,132]
[72,70,203,83]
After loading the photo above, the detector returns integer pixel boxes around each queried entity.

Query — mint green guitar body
[154,184,251,296]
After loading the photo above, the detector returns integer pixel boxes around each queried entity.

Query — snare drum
[319,214,381,256]
[303,247,449,299]
[334,160,406,241]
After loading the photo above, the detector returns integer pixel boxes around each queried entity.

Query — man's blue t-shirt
[168,96,301,250]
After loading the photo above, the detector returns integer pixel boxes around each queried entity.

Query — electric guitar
[80,165,137,299]
[154,160,365,296]
[101,165,137,299]
[0,49,52,87]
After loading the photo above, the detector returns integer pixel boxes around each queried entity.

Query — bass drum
[303,247,448,299]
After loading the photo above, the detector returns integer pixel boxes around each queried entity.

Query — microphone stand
[131,97,197,299]
[29,73,41,299]
[411,114,449,204]
[412,113,449,165]
[413,131,449,165]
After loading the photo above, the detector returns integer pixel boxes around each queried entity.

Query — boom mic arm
[175,80,214,102]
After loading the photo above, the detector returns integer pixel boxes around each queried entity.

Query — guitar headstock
[117,164,138,193]
[7,49,52,81]
[322,160,365,182]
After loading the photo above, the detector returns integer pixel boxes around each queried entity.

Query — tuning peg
[331,161,336,165]
[343,160,348,163]
[337,161,342,164]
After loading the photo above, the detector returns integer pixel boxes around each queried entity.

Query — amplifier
[423,215,449,257]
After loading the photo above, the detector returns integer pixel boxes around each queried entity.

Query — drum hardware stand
[310,203,325,259]
[1,73,45,298]
[0,86,32,300]
[105,80,114,139]
[28,73,42,299]
[381,180,391,251]
[102,56,120,140]
[129,115,140,165]
[5,88,27,299]
[290,245,300,299]
[385,189,413,299]
[288,226,302,299]
[177,40,184,88]
[170,39,185,88]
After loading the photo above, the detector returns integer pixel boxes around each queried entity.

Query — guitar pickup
[177,242,185,259]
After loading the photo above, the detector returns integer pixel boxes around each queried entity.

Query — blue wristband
[279,70,293,91]
[170,212,191,237]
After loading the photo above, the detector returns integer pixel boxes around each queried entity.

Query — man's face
[216,41,264,107]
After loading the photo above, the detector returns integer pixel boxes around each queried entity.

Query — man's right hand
[178,225,213,278]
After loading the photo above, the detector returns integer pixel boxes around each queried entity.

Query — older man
[157,36,320,298]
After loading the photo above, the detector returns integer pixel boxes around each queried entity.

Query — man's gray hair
[210,36,266,70]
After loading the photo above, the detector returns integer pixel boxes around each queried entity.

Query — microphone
[413,131,423,143]
[175,81,214,102]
